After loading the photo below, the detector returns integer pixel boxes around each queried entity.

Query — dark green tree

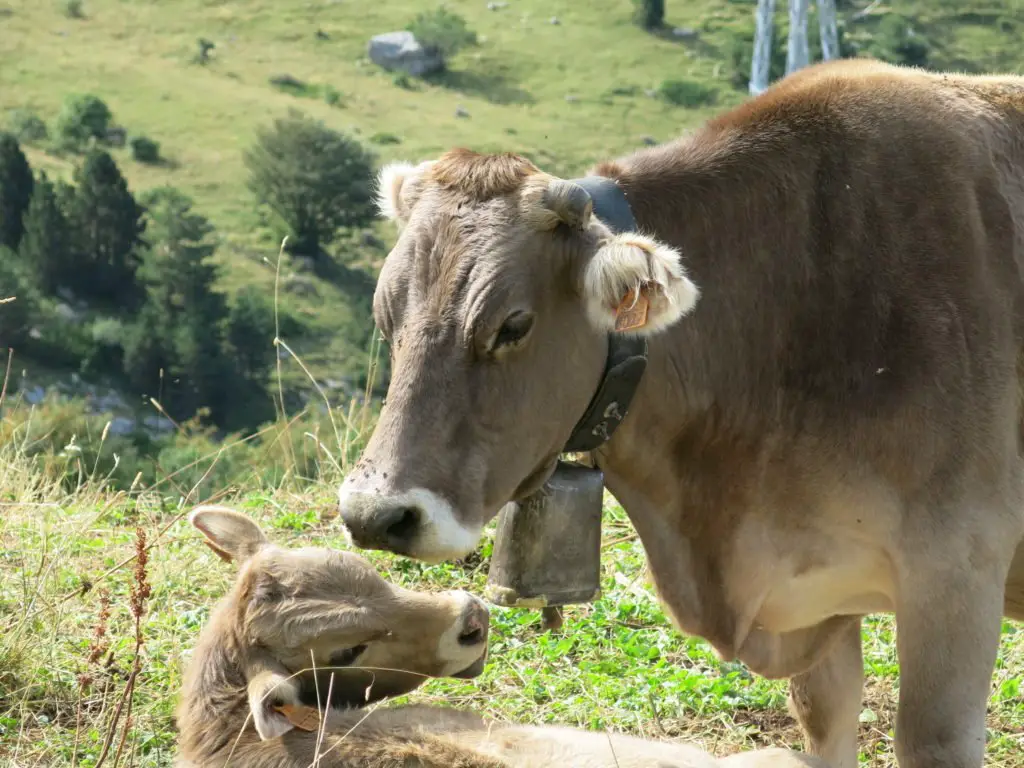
[66,149,145,306]
[0,132,34,251]
[0,247,36,349]
[18,172,73,293]
[244,110,377,257]
[127,187,249,426]
[227,285,276,384]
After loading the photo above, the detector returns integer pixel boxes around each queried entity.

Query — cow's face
[338,150,700,563]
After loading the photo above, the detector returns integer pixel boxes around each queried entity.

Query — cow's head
[338,149,700,563]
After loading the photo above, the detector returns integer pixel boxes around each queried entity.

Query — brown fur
[337,59,1024,768]
[174,506,828,768]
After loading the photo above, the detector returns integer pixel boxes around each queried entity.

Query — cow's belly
[752,538,896,634]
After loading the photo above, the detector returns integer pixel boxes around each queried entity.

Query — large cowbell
[484,460,605,617]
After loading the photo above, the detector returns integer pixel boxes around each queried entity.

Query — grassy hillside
[4,0,1022,398]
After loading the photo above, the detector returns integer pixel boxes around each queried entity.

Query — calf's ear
[189,505,270,564]
[247,667,302,740]
[376,160,435,226]
[581,232,700,335]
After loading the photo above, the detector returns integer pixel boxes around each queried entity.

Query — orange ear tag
[613,286,650,332]
[273,703,323,732]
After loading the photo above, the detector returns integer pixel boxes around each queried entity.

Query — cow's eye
[328,644,367,668]
[491,311,535,352]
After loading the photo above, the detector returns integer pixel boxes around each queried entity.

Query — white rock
[367,31,444,77]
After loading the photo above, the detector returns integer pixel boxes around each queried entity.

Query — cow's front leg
[892,540,1010,768]
[787,616,863,768]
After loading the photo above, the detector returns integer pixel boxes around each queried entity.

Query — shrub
[195,38,215,65]
[632,0,664,30]
[61,0,84,19]
[130,135,161,164]
[7,109,48,144]
[658,78,717,108]
[54,93,112,151]
[407,7,477,59]
[370,132,401,145]
[322,85,343,107]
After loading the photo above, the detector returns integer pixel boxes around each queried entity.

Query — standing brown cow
[337,59,1024,768]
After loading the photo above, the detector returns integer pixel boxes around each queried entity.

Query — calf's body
[175,506,826,768]
[337,59,1024,768]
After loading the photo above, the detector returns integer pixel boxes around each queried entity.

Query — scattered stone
[142,415,175,434]
[672,27,699,41]
[55,302,80,322]
[367,31,444,78]
[487,1,508,9]
[641,135,658,146]
[549,16,560,25]
[455,105,470,118]
[107,416,136,436]
[564,94,579,103]
[644,88,657,98]
[23,384,45,404]
[316,28,330,40]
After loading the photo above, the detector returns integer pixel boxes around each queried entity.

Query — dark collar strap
[562,176,649,454]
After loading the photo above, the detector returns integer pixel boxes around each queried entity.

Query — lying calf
[174,505,829,768]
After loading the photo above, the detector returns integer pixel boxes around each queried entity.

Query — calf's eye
[491,311,535,352]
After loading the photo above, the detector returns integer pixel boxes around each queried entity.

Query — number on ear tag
[614,286,650,332]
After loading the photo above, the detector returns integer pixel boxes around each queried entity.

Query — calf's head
[338,149,701,563]
[187,505,489,740]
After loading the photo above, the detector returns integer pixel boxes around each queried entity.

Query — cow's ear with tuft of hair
[376,160,435,226]
[189,505,270,564]
[581,232,700,335]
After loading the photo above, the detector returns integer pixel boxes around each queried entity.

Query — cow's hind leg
[787,616,863,768]
[892,515,1014,768]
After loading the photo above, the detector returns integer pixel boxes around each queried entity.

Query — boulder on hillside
[368,31,444,77]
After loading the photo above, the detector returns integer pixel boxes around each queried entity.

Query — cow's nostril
[458,626,485,646]
[385,506,420,545]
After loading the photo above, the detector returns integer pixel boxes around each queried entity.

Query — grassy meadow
[0,426,1022,768]
[2,0,1024,766]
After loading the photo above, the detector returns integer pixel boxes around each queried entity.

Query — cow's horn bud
[543,180,593,230]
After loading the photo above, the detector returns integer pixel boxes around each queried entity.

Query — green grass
[0,453,1021,767]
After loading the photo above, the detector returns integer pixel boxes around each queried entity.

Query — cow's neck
[585,138,806,660]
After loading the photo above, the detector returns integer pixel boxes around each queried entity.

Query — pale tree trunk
[817,0,840,61]
[749,0,777,95]
[785,0,810,75]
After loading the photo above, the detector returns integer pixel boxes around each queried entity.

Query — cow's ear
[376,160,435,226]
[581,232,700,335]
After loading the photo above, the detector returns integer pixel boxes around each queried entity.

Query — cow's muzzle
[337,485,482,563]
